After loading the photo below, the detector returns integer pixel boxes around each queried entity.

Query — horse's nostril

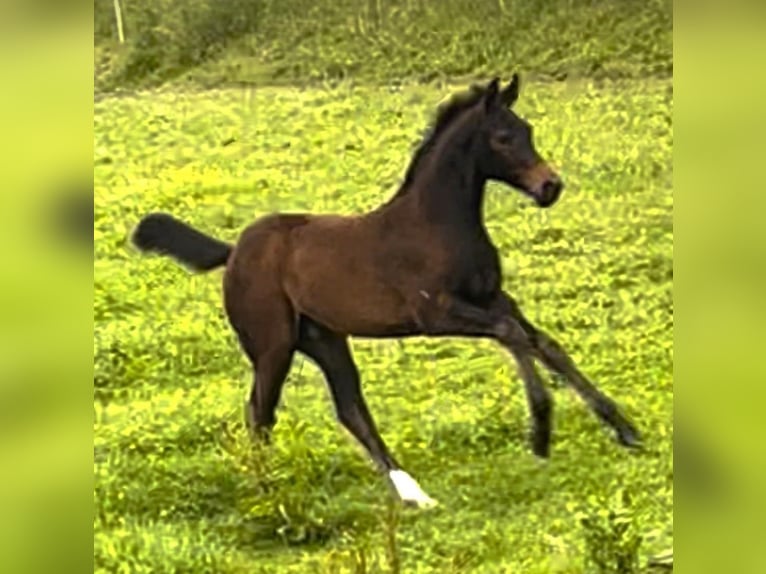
[538,178,563,207]
[543,178,563,197]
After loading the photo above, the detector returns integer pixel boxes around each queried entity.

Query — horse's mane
[388,82,490,202]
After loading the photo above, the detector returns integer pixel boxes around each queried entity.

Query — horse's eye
[496,131,515,145]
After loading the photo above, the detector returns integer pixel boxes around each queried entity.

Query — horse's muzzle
[536,177,564,208]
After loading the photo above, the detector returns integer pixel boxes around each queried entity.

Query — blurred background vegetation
[94,0,672,91]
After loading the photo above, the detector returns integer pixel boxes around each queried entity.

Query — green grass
[94,77,672,573]
[95,0,671,91]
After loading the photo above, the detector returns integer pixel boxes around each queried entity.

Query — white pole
[113,0,125,44]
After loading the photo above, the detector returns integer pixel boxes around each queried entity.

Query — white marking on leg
[388,469,438,508]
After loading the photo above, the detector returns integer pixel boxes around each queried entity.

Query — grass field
[94,77,673,573]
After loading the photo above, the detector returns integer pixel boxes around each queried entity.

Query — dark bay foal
[132,75,641,507]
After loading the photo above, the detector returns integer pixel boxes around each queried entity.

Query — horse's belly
[285,249,417,336]
[297,283,417,336]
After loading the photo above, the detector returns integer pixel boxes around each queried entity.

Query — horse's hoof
[388,469,439,509]
[531,434,551,459]
[402,496,439,510]
[616,424,643,450]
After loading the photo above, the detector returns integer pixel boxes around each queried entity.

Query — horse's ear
[484,77,501,111]
[500,73,520,106]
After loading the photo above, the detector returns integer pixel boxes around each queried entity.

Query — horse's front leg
[415,291,554,458]
[493,293,642,449]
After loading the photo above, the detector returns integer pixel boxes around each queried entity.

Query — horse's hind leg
[297,318,438,509]
[245,343,294,439]
[227,302,296,439]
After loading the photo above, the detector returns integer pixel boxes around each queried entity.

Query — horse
[131,75,641,508]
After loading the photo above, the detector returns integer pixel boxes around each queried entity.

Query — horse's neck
[412,137,487,230]
[378,109,489,231]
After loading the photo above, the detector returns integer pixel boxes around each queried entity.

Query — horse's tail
[131,212,233,272]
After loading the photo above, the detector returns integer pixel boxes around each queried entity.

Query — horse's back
[225,210,369,293]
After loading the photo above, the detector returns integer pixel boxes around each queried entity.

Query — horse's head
[477,75,563,208]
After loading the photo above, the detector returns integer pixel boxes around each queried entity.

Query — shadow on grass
[96,414,388,555]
